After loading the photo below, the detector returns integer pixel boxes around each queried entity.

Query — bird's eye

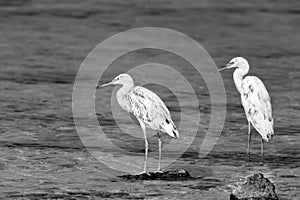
[230,62,234,65]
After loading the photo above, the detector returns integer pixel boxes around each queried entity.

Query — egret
[220,57,274,161]
[97,73,179,173]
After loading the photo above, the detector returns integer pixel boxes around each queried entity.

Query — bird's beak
[219,65,228,72]
[218,63,231,72]
[96,81,113,89]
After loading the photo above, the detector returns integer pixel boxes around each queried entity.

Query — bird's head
[219,57,249,72]
[97,73,134,88]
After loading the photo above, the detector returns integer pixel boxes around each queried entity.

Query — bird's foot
[135,171,150,176]
[259,159,264,166]
[154,169,164,173]
[247,153,251,163]
[259,154,264,165]
[245,162,253,168]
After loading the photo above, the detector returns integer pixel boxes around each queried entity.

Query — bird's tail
[264,129,274,142]
[261,122,274,142]
[161,118,179,139]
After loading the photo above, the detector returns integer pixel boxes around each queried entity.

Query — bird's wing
[241,76,274,141]
[127,86,178,138]
[127,86,170,122]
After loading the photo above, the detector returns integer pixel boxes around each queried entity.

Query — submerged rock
[118,169,192,181]
[230,173,278,200]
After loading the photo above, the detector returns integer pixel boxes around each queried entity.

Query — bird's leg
[157,131,162,172]
[247,121,251,162]
[260,138,264,163]
[139,122,148,174]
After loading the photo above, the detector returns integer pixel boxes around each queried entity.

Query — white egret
[220,57,274,161]
[98,73,179,173]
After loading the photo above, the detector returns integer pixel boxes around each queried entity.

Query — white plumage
[220,57,274,161]
[98,73,178,173]
[127,86,177,136]
[241,76,274,141]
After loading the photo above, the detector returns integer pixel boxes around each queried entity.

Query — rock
[230,173,278,200]
[118,169,193,181]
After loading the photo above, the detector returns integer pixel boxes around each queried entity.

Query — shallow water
[0,0,299,199]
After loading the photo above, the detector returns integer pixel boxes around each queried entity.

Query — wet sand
[0,0,299,199]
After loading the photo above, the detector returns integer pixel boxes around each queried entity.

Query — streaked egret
[97,73,179,173]
[220,57,274,161]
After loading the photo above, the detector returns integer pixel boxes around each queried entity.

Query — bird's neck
[116,82,134,111]
[233,68,247,94]
[118,81,134,95]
